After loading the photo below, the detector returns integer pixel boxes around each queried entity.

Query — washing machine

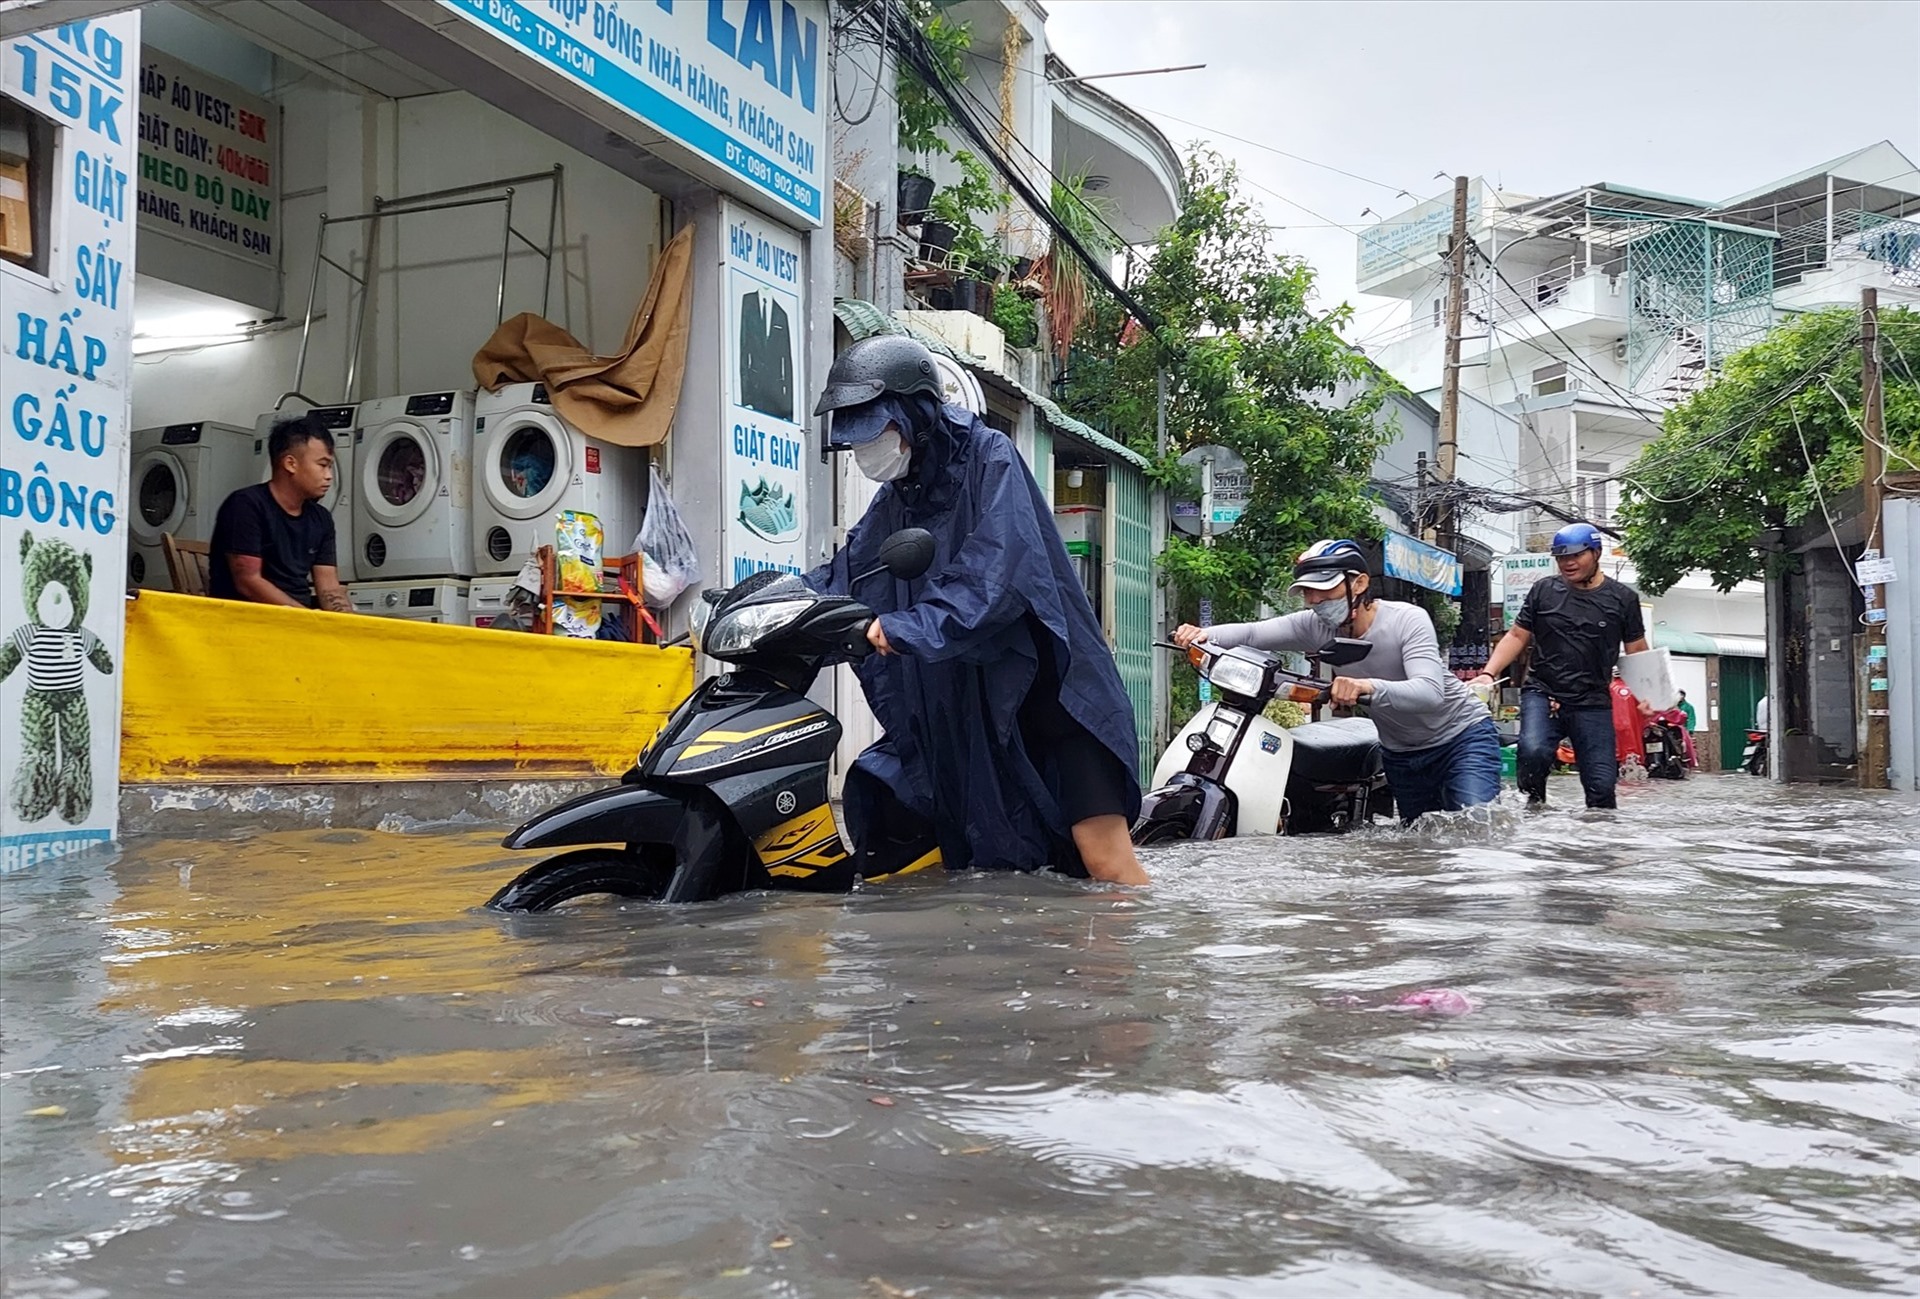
[348,577,471,624]
[252,402,359,581]
[128,420,257,591]
[351,389,476,580]
[470,383,646,576]
[468,576,527,628]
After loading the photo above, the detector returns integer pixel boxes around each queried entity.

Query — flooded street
[3,776,1918,1298]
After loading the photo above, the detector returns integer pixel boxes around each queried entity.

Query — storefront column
[1,9,140,869]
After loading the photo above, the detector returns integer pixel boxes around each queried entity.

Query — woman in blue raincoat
[805,336,1149,886]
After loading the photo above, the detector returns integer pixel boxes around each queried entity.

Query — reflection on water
[3,779,1918,1298]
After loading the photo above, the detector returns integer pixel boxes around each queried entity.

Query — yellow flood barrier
[121,591,694,781]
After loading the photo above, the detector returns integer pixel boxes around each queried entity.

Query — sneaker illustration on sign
[737,478,798,542]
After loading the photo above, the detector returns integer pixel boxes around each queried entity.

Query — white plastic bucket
[1618,647,1679,711]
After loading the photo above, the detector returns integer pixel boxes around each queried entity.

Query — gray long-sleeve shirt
[1203,600,1488,754]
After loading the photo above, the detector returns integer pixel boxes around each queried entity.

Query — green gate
[1110,463,1155,775]
[1719,655,1766,769]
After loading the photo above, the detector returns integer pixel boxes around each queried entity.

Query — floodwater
[3,777,1918,1299]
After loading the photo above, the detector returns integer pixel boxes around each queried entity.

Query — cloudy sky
[1043,0,1920,336]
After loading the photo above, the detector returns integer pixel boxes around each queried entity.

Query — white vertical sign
[721,199,806,582]
[1,11,139,872]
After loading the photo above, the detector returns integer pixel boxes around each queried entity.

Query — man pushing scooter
[1174,540,1501,823]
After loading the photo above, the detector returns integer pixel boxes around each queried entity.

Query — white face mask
[853,430,912,482]
[1309,595,1350,633]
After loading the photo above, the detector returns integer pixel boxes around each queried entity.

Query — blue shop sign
[1383,529,1462,596]
[439,0,826,225]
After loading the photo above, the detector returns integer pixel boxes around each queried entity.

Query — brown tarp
[472,224,694,448]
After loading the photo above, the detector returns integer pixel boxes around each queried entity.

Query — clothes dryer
[128,420,256,591]
[470,383,645,576]
[351,390,476,580]
[252,402,359,581]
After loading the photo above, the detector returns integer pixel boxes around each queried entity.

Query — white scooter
[1131,638,1392,845]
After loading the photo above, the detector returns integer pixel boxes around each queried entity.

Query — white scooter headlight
[703,599,812,656]
[1206,649,1267,699]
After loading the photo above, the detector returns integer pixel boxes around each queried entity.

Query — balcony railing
[1775,208,1920,288]
[1356,262,1620,354]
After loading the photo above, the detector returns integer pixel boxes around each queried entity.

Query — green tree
[1617,306,1920,594]
[1061,150,1394,625]
[895,1,969,167]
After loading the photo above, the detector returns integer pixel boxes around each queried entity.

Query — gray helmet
[813,336,942,416]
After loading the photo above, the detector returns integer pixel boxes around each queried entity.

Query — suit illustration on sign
[738,288,794,421]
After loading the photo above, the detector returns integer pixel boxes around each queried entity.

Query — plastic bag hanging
[636,465,701,605]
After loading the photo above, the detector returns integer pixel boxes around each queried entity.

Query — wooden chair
[161,534,213,596]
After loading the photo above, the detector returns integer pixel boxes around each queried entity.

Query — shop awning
[1383,529,1462,596]
[1651,628,1767,658]
[832,300,1149,470]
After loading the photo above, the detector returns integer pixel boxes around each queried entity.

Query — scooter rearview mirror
[853,528,936,587]
[878,527,935,579]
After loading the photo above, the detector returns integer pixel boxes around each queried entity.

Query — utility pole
[1860,287,1890,790]
[1435,175,1469,554]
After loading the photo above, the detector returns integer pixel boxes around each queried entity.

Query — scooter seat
[1286,717,1384,784]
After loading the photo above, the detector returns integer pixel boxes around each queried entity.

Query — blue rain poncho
[807,398,1141,872]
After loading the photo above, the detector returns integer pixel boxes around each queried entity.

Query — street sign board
[1171,445,1251,537]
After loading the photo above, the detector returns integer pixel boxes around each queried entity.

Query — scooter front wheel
[486,848,672,912]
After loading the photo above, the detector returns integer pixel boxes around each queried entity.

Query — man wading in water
[1478,523,1649,809]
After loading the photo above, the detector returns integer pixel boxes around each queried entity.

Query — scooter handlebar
[1157,640,1332,704]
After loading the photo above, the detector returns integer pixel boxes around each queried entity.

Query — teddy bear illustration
[1,531,116,824]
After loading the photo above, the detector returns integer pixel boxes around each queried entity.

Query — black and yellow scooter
[486,529,937,911]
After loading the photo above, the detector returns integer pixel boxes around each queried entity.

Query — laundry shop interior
[113,2,670,633]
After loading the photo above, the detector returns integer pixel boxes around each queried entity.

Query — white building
[1353,142,1920,767]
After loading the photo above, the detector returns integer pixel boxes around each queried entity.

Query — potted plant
[1039,172,1115,364]
[918,218,958,262]
[993,283,1038,349]
[927,151,1008,310]
[898,165,936,223]
[895,4,969,224]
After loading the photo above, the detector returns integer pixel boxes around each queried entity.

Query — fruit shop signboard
[721,200,806,583]
[1,12,140,871]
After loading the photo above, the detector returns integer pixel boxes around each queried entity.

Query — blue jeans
[1516,692,1619,809]
[1379,717,1503,823]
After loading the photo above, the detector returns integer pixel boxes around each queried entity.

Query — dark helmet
[1289,538,1370,593]
[813,336,943,416]
[1550,522,1603,557]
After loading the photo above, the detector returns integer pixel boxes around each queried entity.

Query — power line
[1598,336,1859,503]
[881,1,1165,339]
[941,36,1419,198]
[1139,107,1418,197]
[1478,251,1663,423]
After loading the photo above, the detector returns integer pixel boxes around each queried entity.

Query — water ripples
[3,779,1919,1296]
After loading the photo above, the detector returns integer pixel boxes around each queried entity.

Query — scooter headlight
[703,599,812,656]
[1206,650,1267,699]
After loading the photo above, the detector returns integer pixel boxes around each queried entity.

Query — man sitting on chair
[209,413,352,612]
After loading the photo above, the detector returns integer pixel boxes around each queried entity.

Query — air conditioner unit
[1613,339,1629,362]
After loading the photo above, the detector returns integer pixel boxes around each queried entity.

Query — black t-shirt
[1515,575,1645,708]
[208,483,337,604]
